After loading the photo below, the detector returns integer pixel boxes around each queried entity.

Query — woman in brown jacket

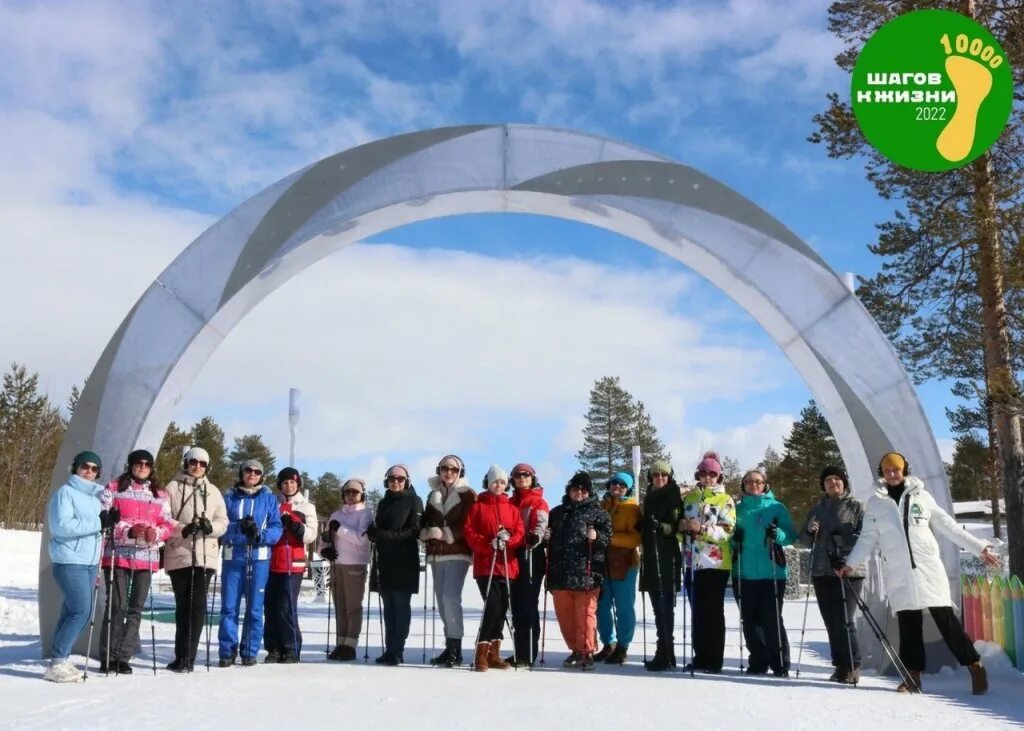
[419,454,476,667]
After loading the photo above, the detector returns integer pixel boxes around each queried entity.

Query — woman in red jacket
[464,465,525,671]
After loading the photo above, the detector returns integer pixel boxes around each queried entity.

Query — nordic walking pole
[540,551,549,666]
[364,540,375,663]
[631,445,647,663]
[737,550,745,672]
[207,568,217,671]
[148,565,157,675]
[501,541,518,670]
[83,568,103,681]
[113,555,137,675]
[688,535,696,678]
[769,519,785,675]
[838,572,857,687]
[845,577,918,692]
[422,555,428,663]
[794,532,818,678]
[186,482,198,673]
[472,546,500,655]
[527,546,534,670]
[326,526,337,659]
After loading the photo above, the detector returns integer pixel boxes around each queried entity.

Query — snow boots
[43,660,83,683]
[580,652,595,672]
[594,642,616,662]
[431,639,462,667]
[644,641,674,672]
[328,645,356,661]
[487,640,510,670]
[833,666,859,684]
[605,644,628,664]
[968,661,988,695]
[474,642,491,671]
[896,669,922,693]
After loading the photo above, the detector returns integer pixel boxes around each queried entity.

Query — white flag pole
[632,445,642,496]
[288,388,301,494]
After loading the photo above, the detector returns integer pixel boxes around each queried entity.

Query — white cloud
[663,413,797,476]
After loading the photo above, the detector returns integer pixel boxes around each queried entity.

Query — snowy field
[1,529,1021,731]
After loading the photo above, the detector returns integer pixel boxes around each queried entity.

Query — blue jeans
[597,567,638,647]
[52,563,98,659]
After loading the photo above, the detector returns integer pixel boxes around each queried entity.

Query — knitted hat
[341,478,366,493]
[819,465,848,492]
[566,471,593,495]
[696,451,722,476]
[276,467,301,489]
[72,450,102,473]
[483,464,509,491]
[511,462,537,488]
[239,459,264,481]
[609,471,635,496]
[126,449,154,467]
[878,452,908,475]
[182,446,210,467]
[386,464,410,479]
[649,460,673,476]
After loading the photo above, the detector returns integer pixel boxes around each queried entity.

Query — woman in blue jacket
[733,467,796,677]
[217,459,283,666]
[45,450,109,683]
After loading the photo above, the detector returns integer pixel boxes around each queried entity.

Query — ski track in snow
[1,529,1021,730]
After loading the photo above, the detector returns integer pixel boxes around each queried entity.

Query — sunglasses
[569,485,590,492]
[513,472,533,479]
[697,470,719,478]
[343,488,363,495]
[609,480,627,488]
[187,459,208,469]
[78,463,100,473]
[132,460,153,468]
[387,475,407,483]
[650,472,670,478]
[243,467,263,476]
[438,465,460,473]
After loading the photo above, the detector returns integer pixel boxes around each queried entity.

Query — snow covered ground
[1,528,1021,730]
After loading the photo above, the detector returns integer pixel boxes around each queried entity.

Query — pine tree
[228,434,276,482]
[811,0,1024,575]
[190,416,231,488]
[576,377,670,494]
[311,471,342,517]
[721,455,743,495]
[772,401,845,529]
[0,363,65,525]
[156,421,191,482]
[948,432,993,502]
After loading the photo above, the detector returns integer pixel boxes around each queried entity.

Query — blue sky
[1,0,963,489]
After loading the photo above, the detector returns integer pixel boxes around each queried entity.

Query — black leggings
[168,567,213,663]
[897,606,979,671]
[477,576,511,643]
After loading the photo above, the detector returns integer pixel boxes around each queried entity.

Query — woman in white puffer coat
[840,452,1000,695]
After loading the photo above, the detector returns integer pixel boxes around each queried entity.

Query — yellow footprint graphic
[936,54,993,162]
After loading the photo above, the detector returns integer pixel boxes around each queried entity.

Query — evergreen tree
[772,401,844,529]
[948,432,993,503]
[721,455,743,495]
[190,416,231,488]
[311,471,343,518]
[0,363,65,525]
[576,377,670,495]
[228,434,276,483]
[156,421,191,482]
[811,0,1024,575]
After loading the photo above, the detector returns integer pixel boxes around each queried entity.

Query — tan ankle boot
[473,642,490,672]
[487,640,510,669]
[897,669,922,693]
[968,662,988,695]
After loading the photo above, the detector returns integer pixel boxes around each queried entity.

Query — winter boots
[43,660,82,683]
[166,658,193,673]
[474,642,491,671]
[580,652,595,672]
[644,641,675,672]
[328,645,356,661]
[594,642,616,662]
[374,651,402,666]
[431,639,462,667]
[896,669,922,693]
[605,644,628,664]
[833,666,859,684]
[265,650,281,663]
[968,661,988,695]
[487,640,510,670]
[218,649,237,668]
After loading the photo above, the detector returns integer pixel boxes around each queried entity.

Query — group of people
[45,447,1000,695]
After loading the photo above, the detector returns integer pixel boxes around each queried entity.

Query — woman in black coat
[546,472,612,671]
[368,464,423,666]
[639,460,683,671]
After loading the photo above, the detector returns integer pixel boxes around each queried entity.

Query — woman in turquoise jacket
[732,467,796,677]
[45,450,110,683]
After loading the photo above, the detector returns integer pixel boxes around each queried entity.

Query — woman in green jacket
[733,467,796,676]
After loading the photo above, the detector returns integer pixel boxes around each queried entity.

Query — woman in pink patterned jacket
[98,449,175,673]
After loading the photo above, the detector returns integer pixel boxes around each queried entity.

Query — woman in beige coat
[163,447,229,671]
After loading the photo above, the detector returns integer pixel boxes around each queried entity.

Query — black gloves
[526,532,542,548]
[281,512,305,538]
[199,516,213,536]
[321,546,338,561]
[364,523,378,541]
[239,516,259,544]
[765,522,779,542]
[329,520,340,532]
[99,508,119,530]
[182,521,199,538]
[733,526,744,547]
[282,511,306,526]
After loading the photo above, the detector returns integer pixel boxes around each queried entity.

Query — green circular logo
[851,9,1012,171]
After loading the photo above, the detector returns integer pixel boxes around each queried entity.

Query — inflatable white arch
[40,124,955,666]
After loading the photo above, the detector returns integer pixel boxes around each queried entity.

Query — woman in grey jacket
[802,466,864,684]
